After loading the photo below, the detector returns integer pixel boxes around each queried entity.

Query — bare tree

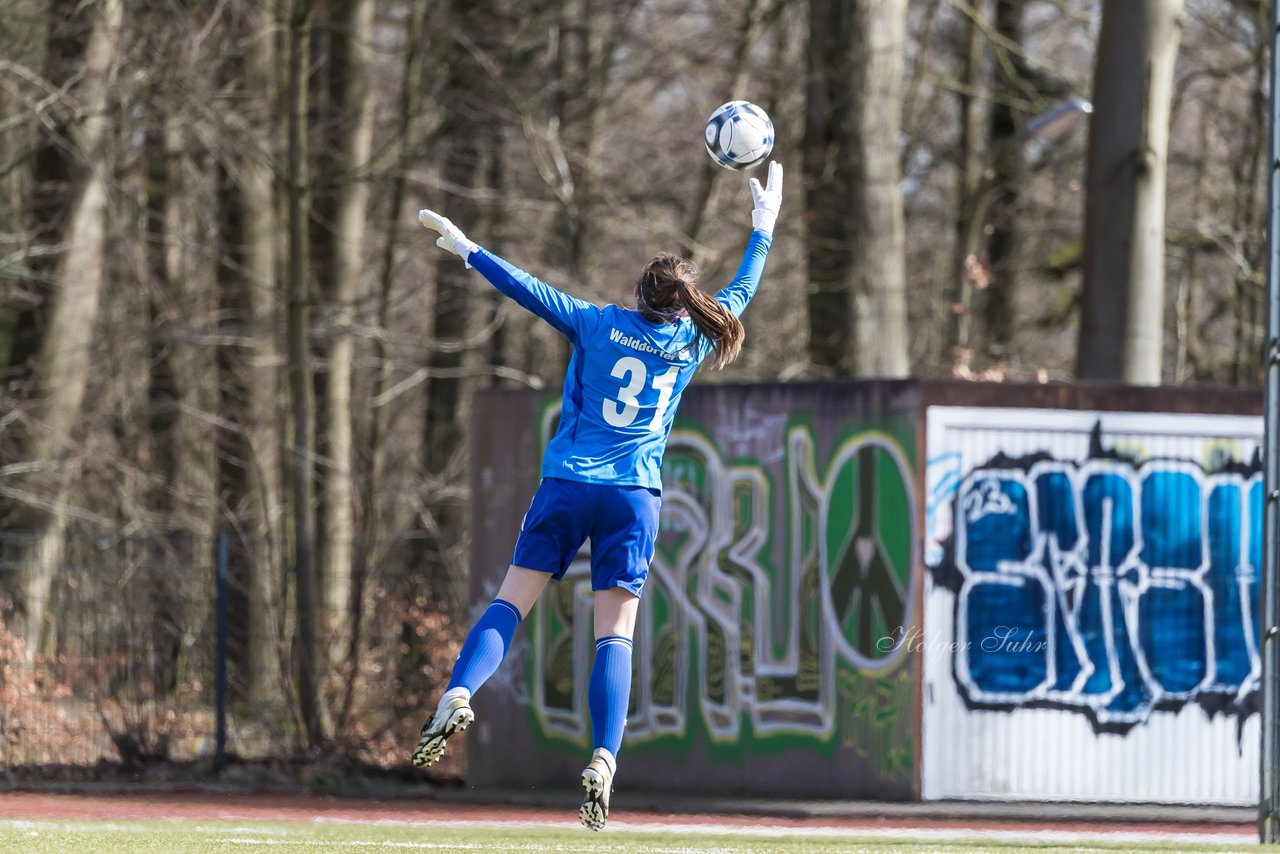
[318,0,377,670]
[947,0,993,370]
[0,3,44,364]
[422,0,511,614]
[681,0,768,262]
[803,0,856,375]
[348,0,439,732]
[805,0,909,377]
[137,16,221,690]
[211,0,291,707]
[284,0,324,746]
[1077,0,1186,384]
[532,0,638,375]
[849,0,910,377]
[8,0,123,654]
[979,0,1030,363]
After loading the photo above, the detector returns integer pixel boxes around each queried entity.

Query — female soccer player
[411,162,782,830]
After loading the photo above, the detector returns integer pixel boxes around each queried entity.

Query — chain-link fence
[0,532,462,778]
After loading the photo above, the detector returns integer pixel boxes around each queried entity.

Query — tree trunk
[849,0,909,377]
[422,0,505,614]
[947,0,992,370]
[350,0,435,731]
[681,0,767,262]
[140,90,220,544]
[223,0,287,708]
[980,0,1028,362]
[0,3,44,373]
[803,0,855,375]
[320,0,375,671]
[1227,30,1267,386]
[539,0,625,372]
[1077,0,1184,384]
[135,83,219,693]
[285,0,325,747]
[144,98,219,691]
[805,0,908,377]
[11,0,123,655]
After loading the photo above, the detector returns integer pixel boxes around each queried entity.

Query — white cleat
[579,747,616,831]
[411,690,474,768]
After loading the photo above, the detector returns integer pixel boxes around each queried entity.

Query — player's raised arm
[418,209,601,344]
[714,161,781,319]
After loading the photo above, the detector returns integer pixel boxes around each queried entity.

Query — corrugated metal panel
[923,406,1261,805]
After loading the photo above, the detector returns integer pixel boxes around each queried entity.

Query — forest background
[0,0,1253,754]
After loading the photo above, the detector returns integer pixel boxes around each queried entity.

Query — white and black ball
[703,101,774,171]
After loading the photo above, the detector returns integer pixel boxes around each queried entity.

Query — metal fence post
[1262,0,1280,840]
[214,532,229,773]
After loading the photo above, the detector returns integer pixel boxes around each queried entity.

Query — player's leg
[580,587,639,830]
[447,566,549,695]
[414,478,586,768]
[579,483,658,831]
[412,566,549,768]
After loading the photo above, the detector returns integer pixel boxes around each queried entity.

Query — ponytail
[676,279,744,370]
[635,253,746,369]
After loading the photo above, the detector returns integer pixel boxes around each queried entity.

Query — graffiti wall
[923,405,1262,805]
[469,383,921,799]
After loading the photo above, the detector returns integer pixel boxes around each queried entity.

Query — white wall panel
[922,406,1261,805]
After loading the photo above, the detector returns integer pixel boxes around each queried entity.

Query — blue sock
[447,599,522,695]
[589,635,633,757]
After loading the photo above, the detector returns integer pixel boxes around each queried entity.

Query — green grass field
[0,818,1262,854]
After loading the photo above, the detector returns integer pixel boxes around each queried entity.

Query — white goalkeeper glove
[418,209,479,268]
[748,161,783,237]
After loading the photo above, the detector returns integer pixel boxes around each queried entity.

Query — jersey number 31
[603,356,677,431]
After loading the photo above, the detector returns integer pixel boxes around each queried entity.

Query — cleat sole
[579,766,609,831]
[411,705,474,768]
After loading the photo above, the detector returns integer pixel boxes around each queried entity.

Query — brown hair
[634,253,745,369]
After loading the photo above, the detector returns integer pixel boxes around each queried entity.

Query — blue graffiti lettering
[951,460,1260,727]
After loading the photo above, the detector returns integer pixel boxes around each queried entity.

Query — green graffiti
[528,400,917,767]
[814,430,914,667]
[838,666,916,780]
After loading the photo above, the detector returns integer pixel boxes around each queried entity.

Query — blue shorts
[512,477,661,598]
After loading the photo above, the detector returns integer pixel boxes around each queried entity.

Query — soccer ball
[703,101,774,171]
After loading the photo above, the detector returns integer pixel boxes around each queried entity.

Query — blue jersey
[469,230,771,491]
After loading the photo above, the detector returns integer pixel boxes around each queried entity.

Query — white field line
[0,821,743,853]
[312,816,1259,848]
[0,815,1259,849]
[221,845,789,853]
